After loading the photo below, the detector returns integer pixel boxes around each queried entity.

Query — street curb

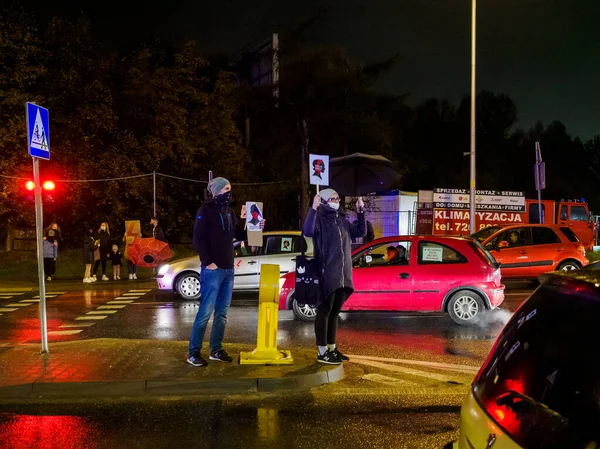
[0,365,344,401]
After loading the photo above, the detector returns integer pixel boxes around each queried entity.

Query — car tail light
[575,243,586,256]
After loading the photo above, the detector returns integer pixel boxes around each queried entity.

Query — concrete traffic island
[0,338,343,402]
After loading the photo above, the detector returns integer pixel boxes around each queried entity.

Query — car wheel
[175,272,201,300]
[292,296,317,322]
[447,291,485,326]
[558,260,581,271]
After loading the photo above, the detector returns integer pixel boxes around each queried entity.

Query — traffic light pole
[33,157,49,354]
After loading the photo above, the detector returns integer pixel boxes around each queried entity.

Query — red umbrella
[128,238,173,268]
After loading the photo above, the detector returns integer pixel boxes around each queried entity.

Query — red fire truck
[416,191,597,250]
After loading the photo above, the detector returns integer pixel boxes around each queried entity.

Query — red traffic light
[24,181,56,191]
[42,181,55,191]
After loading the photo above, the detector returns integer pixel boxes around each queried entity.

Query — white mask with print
[328,202,340,211]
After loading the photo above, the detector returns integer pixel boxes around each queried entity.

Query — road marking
[20,300,40,303]
[75,316,107,320]
[60,323,95,328]
[87,310,117,315]
[348,355,480,374]
[46,292,67,294]
[0,291,29,295]
[362,373,420,387]
[97,305,126,309]
[0,296,14,299]
[114,296,139,300]
[349,359,460,382]
[0,308,18,312]
[48,330,83,336]
[108,300,134,304]
[6,303,31,307]
[123,292,145,295]
[33,295,57,298]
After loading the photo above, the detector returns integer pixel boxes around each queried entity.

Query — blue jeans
[188,267,234,355]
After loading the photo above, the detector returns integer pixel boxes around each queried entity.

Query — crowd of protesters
[41,218,166,283]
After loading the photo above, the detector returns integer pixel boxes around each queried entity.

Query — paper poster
[421,246,443,262]
[309,154,329,186]
[124,220,141,260]
[240,205,247,219]
[245,201,263,247]
[281,237,292,252]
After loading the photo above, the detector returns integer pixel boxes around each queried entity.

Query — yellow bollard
[239,264,293,365]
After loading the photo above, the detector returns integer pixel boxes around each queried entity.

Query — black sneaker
[331,348,349,361]
[186,353,208,367]
[317,350,342,365]
[209,349,233,363]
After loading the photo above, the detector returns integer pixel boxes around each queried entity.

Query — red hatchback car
[481,224,589,279]
[279,235,505,325]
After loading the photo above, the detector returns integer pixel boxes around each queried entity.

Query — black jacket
[82,236,95,264]
[193,201,238,269]
[303,206,366,303]
[96,230,111,250]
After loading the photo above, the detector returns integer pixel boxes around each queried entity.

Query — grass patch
[0,244,196,279]
[587,251,600,264]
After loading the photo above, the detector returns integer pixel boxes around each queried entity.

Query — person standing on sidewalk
[43,238,58,281]
[92,222,111,281]
[123,230,138,280]
[303,188,366,365]
[151,217,166,242]
[82,228,97,283]
[43,222,61,280]
[187,177,237,367]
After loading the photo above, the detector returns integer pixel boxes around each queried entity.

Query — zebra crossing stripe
[0,308,18,313]
[87,311,117,315]
[60,323,95,328]
[6,303,31,307]
[75,316,107,320]
[48,330,83,336]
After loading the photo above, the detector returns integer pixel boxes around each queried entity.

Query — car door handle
[399,273,410,279]
[555,248,563,252]
[520,251,527,255]
[248,260,257,265]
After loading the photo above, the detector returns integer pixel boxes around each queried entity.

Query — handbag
[294,234,321,307]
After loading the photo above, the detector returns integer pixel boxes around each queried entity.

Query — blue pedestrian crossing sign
[26,102,50,160]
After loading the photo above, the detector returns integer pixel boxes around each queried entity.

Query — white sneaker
[129,274,133,280]
[113,276,117,281]
[83,277,92,283]
[92,275,97,281]
[133,274,137,280]
[117,276,121,280]
[102,275,109,281]
[46,276,51,281]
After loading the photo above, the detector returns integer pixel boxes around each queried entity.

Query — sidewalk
[0,339,343,402]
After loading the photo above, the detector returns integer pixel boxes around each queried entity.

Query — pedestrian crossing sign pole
[26,102,50,354]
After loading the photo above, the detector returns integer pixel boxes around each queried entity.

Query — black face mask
[213,191,232,208]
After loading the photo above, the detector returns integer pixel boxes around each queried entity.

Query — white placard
[309,154,329,186]
[245,201,264,232]
[421,246,443,262]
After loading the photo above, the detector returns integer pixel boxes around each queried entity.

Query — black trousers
[43,258,55,277]
[315,288,349,346]
[93,250,109,276]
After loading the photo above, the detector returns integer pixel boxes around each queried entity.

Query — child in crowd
[109,244,123,280]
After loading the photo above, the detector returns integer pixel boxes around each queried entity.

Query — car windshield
[473,276,600,448]
[471,226,502,242]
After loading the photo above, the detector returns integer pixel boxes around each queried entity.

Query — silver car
[156,231,312,300]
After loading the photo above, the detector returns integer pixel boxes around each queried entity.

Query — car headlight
[158,264,170,276]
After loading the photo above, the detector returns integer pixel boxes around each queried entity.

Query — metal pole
[469,0,477,234]
[153,171,156,217]
[33,158,48,354]
[535,142,543,224]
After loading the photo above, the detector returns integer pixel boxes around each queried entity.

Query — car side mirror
[498,241,509,249]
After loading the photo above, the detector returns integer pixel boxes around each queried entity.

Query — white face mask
[101,226,106,231]
[328,202,340,211]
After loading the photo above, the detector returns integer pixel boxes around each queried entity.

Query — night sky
[22,0,600,140]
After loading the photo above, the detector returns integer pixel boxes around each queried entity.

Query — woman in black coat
[303,188,366,365]
[92,222,112,281]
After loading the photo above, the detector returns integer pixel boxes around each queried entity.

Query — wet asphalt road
[0,400,461,449]
[0,281,534,448]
